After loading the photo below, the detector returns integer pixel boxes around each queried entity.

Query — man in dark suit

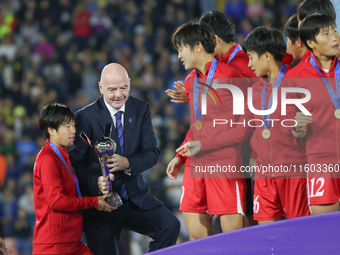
[68,63,180,255]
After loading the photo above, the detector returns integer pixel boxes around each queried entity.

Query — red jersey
[285,54,340,165]
[250,66,307,177]
[33,140,97,254]
[282,52,294,66]
[300,50,312,62]
[176,45,255,163]
[176,58,252,176]
[220,43,257,79]
[220,43,256,158]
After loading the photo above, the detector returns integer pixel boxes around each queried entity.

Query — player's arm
[40,155,98,211]
[177,109,253,157]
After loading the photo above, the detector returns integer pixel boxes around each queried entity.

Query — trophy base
[106,192,123,207]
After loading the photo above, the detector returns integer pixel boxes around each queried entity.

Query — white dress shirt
[103,99,125,128]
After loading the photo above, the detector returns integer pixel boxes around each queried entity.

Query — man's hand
[291,112,312,138]
[166,157,184,180]
[176,141,202,157]
[165,81,188,104]
[98,175,114,194]
[107,154,130,173]
[97,194,117,212]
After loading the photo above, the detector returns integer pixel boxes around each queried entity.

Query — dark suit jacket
[68,96,162,234]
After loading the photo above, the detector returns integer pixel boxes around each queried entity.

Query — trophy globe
[94,137,117,158]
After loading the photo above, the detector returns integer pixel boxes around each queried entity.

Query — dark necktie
[115,111,128,199]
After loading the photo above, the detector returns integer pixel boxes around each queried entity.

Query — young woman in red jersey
[33,103,115,254]
[286,14,340,214]
[242,27,310,224]
[166,21,251,240]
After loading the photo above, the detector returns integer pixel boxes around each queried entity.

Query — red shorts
[307,171,340,206]
[253,178,310,221]
[179,167,246,215]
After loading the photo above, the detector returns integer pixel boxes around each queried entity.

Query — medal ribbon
[193,57,218,121]
[261,64,287,129]
[49,141,82,198]
[228,44,242,63]
[309,55,340,109]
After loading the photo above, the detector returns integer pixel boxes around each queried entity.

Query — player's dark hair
[284,13,299,44]
[242,26,286,62]
[300,14,337,52]
[172,21,216,54]
[199,11,235,43]
[297,0,336,21]
[39,103,75,139]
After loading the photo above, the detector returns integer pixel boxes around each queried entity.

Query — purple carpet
[151,211,340,255]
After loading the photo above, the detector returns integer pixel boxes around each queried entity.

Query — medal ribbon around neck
[309,55,340,110]
[228,44,242,63]
[49,141,82,198]
[193,45,242,123]
[261,64,287,130]
[193,57,218,122]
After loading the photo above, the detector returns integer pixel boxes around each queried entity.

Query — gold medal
[194,121,202,130]
[262,129,271,139]
[335,109,340,119]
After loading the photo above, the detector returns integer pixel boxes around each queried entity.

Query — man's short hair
[199,11,235,43]
[39,103,75,139]
[172,21,216,54]
[300,14,337,52]
[242,26,286,62]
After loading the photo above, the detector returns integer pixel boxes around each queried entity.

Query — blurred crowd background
[0,0,302,254]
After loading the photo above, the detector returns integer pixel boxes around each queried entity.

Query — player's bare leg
[183,212,212,240]
[258,216,284,225]
[310,202,339,214]
[220,214,243,232]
